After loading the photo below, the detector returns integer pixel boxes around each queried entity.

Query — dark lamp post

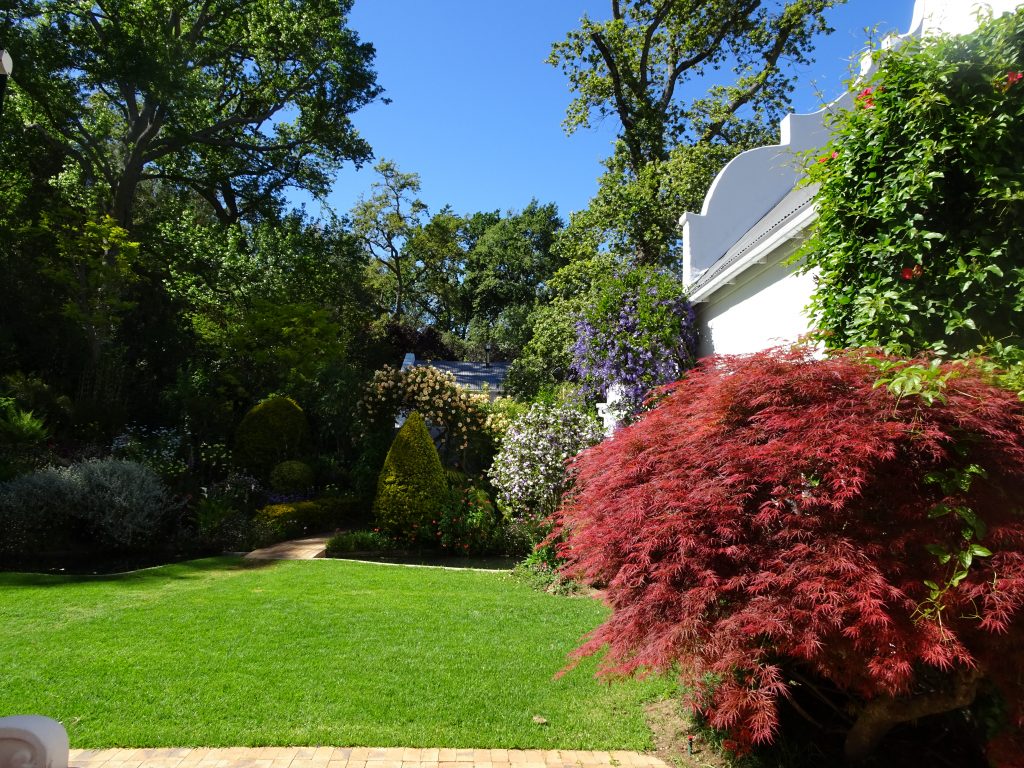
[484,341,492,368]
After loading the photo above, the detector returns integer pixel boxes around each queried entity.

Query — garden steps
[68,747,670,768]
[244,536,330,560]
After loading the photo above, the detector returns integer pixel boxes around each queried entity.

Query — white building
[680,0,1024,357]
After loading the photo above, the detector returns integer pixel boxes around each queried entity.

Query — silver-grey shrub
[0,466,79,554]
[73,459,177,548]
[0,458,176,554]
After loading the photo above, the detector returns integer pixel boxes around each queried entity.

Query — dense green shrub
[325,529,394,554]
[0,458,177,555]
[802,9,1024,368]
[373,412,447,544]
[438,485,502,555]
[234,396,311,471]
[253,494,362,543]
[269,460,315,493]
[348,430,393,503]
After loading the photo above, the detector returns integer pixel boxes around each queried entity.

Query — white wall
[913,0,1024,37]
[696,251,819,358]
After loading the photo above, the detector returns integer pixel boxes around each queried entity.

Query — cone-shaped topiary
[374,411,446,544]
[235,396,311,472]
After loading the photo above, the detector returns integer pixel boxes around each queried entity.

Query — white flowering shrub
[488,401,604,520]
[111,424,189,481]
[357,365,488,455]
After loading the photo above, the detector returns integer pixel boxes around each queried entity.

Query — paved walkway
[68,747,669,768]
[245,536,330,560]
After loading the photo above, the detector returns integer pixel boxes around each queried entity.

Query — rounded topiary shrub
[269,460,315,493]
[374,411,446,545]
[234,396,310,471]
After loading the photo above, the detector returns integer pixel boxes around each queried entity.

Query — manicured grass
[0,558,671,749]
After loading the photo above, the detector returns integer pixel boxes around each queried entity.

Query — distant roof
[402,355,510,391]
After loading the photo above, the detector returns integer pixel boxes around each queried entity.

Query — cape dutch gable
[680,0,1024,357]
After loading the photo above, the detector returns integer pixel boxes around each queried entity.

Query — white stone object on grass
[0,716,69,768]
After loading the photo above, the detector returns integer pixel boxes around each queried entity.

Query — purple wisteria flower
[572,268,697,420]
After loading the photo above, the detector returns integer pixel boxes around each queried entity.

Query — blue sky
[320,1,917,221]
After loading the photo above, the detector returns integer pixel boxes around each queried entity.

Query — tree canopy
[550,0,843,264]
[7,0,382,228]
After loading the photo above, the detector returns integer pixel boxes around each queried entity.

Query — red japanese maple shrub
[556,347,1024,762]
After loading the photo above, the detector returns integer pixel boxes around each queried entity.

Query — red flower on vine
[901,265,924,280]
[817,150,839,164]
[857,86,876,108]
[1007,71,1023,88]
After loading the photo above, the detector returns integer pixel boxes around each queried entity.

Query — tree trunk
[110,159,143,229]
[843,668,984,764]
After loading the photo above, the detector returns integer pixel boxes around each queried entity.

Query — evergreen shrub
[325,529,393,555]
[438,485,501,555]
[254,495,362,543]
[373,412,447,544]
[269,460,315,493]
[234,396,310,471]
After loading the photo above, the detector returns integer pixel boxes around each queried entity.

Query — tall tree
[8,0,382,228]
[463,201,564,357]
[549,0,843,264]
[403,207,501,338]
[351,160,427,321]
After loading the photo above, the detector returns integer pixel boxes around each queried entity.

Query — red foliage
[557,347,1024,753]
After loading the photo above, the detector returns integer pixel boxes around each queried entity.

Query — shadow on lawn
[0,555,274,587]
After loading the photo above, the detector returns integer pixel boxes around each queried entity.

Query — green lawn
[0,558,670,749]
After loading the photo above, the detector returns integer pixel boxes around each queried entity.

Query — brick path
[68,747,668,768]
